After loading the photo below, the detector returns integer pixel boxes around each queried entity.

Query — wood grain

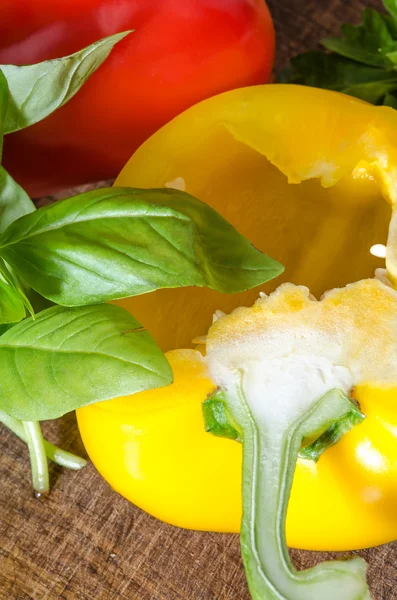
[1,1,396,599]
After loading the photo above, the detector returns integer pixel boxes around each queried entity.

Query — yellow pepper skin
[77,350,241,532]
[77,85,397,551]
[77,349,397,551]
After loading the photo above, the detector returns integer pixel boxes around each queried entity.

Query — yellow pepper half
[200,278,397,599]
[77,85,397,552]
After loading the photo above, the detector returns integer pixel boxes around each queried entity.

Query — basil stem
[22,421,49,496]
[0,408,86,470]
[226,386,370,600]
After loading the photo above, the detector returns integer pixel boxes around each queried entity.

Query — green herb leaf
[323,8,397,68]
[0,323,15,336]
[0,258,33,319]
[0,187,284,306]
[283,51,397,104]
[281,2,397,108]
[0,70,9,160]
[0,165,36,322]
[0,167,35,233]
[385,0,397,23]
[1,31,131,134]
[381,10,397,39]
[0,303,172,421]
[383,91,397,107]
[0,275,25,324]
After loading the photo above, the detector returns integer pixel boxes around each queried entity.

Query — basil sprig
[0,304,172,421]
[0,167,35,232]
[0,186,283,308]
[0,274,25,324]
[1,31,131,133]
[0,31,283,494]
[0,185,283,420]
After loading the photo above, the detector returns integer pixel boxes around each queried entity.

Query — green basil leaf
[0,258,33,319]
[0,275,25,324]
[0,167,35,233]
[0,70,8,159]
[1,31,131,134]
[0,187,284,306]
[0,322,15,336]
[25,287,54,314]
[0,303,172,420]
[0,167,35,320]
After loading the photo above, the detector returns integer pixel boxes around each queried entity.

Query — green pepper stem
[23,421,49,496]
[0,408,86,470]
[232,387,371,600]
[299,402,365,463]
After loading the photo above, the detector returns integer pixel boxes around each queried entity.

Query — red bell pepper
[0,0,274,196]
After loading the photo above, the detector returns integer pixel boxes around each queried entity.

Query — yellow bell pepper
[77,84,397,553]
[200,277,397,600]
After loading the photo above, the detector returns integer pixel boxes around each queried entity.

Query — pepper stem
[234,387,371,600]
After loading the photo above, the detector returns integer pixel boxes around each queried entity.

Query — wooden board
[1,1,396,598]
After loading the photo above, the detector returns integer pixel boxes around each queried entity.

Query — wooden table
[1,0,396,598]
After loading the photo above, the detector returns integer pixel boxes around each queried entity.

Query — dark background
[1,1,396,599]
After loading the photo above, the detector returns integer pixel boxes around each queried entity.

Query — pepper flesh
[79,279,397,599]
[78,85,397,551]
[205,278,397,598]
[114,85,397,350]
[77,339,397,550]
[78,350,242,532]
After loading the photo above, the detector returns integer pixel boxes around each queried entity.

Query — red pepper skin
[0,0,274,196]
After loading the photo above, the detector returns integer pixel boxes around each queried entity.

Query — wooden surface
[1,1,396,599]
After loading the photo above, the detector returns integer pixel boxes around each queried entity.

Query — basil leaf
[0,187,284,306]
[0,70,8,159]
[0,275,25,324]
[0,167,35,233]
[1,31,131,134]
[0,303,172,420]
[0,322,15,336]
[0,258,33,319]
[0,165,36,320]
